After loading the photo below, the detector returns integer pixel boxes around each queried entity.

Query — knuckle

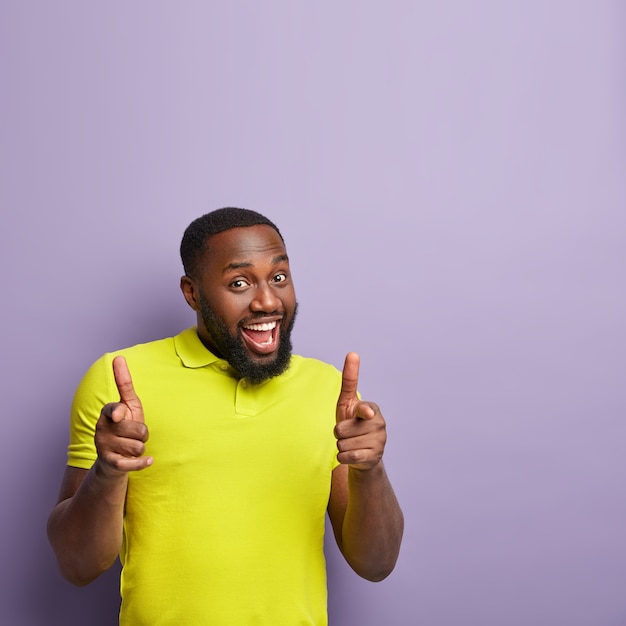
[101,452,122,470]
[351,450,367,464]
[139,424,150,442]
[130,441,146,457]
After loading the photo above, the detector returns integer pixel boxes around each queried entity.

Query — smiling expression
[180,224,298,383]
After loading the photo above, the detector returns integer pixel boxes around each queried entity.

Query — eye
[272,272,288,284]
[230,278,249,289]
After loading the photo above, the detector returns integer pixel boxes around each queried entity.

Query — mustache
[239,312,284,323]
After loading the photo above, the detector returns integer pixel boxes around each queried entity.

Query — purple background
[2,2,625,624]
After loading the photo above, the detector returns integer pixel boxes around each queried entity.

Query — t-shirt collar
[174,326,297,382]
[174,327,226,369]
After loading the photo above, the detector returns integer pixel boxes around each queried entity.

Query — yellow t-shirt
[68,328,342,625]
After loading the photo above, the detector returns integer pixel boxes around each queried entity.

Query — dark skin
[47,225,403,585]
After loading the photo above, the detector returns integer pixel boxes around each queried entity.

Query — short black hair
[180,207,283,278]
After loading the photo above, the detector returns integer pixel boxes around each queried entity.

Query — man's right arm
[47,464,129,585]
[47,356,152,586]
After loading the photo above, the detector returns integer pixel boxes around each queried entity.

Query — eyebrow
[222,254,289,273]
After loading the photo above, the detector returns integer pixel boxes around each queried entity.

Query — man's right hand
[95,356,152,476]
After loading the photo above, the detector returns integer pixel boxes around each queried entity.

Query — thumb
[112,356,145,423]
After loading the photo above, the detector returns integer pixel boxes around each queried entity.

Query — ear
[180,275,200,312]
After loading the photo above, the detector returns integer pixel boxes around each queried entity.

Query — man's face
[188,224,298,384]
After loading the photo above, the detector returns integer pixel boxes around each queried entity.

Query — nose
[250,282,281,313]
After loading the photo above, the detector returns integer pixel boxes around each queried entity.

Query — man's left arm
[327,353,404,582]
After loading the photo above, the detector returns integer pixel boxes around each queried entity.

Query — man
[47,207,403,625]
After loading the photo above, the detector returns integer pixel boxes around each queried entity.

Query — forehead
[201,224,287,272]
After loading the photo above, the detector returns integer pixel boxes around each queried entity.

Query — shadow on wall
[16,290,190,626]
[18,430,123,626]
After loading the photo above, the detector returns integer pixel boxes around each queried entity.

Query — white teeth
[243,321,277,331]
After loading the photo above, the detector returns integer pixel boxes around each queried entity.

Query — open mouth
[240,320,280,355]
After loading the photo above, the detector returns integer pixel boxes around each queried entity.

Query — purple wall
[2,2,625,624]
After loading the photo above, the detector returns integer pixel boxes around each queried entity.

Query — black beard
[198,294,297,385]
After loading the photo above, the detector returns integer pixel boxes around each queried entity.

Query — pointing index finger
[112,355,144,423]
[336,352,360,423]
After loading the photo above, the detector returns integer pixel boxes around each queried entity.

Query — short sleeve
[67,353,117,469]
